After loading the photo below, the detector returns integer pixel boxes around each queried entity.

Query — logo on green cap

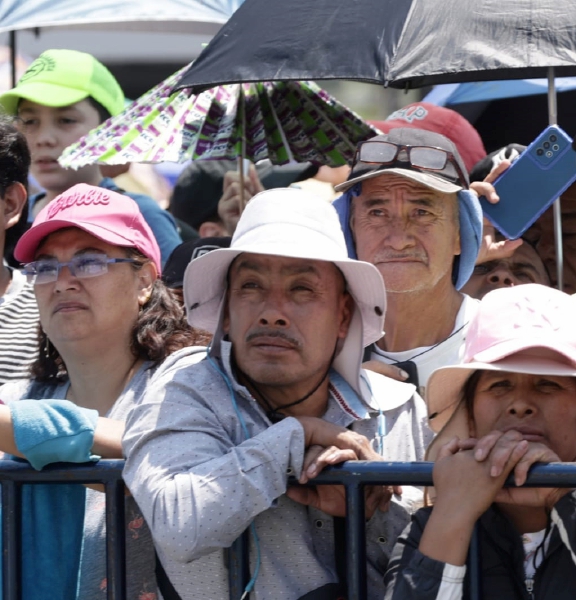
[20,55,57,83]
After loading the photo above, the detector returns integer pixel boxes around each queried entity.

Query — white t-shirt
[370,294,479,397]
[522,528,551,580]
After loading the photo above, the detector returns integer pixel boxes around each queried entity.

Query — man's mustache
[246,329,301,348]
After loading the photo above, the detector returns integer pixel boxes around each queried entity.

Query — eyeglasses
[352,141,468,187]
[23,253,136,285]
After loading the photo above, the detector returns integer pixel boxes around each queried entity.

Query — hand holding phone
[480,125,576,239]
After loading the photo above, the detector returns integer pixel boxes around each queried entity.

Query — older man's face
[350,174,461,294]
[223,253,353,391]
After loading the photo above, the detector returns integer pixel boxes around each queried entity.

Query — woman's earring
[44,336,50,358]
[140,292,151,307]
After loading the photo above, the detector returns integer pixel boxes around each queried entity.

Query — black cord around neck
[236,344,338,423]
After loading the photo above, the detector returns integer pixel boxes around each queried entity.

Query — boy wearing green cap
[0,49,182,265]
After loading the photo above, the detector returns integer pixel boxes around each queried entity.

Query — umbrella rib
[268,86,296,163]
[301,88,356,153]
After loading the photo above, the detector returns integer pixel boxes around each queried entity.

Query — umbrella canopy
[59,66,378,168]
[174,0,576,94]
[0,0,243,35]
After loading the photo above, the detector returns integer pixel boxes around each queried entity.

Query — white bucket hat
[426,284,576,460]
[183,187,386,395]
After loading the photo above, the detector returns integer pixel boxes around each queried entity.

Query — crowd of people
[0,46,573,600]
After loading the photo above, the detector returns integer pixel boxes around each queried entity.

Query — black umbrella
[175,0,576,93]
[174,0,576,290]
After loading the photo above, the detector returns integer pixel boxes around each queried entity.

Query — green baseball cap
[0,49,125,117]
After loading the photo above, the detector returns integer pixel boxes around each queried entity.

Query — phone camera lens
[553,144,560,151]
[537,148,544,156]
[546,151,553,158]
[543,141,551,149]
[550,134,558,142]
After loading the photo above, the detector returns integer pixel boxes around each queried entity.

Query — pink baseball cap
[15,183,162,274]
[426,284,576,442]
[370,102,487,173]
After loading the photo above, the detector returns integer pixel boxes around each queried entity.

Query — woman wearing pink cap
[0,183,204,599]
[385,284,576,600]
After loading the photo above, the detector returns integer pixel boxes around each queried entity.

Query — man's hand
[217,165,265,234]
[470,159,523,265]
[295,416,380,460]
[288,422,401,517]
[287,444,397,517]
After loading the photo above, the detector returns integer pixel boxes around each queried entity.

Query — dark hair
[462,370,483,416]
[86,97,112,124]
[31,248,208,382]
[0,115,31,266]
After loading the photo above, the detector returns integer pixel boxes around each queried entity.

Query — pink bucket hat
[425,284,576,458]
[15,183,162,274]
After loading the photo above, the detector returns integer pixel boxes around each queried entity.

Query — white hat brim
[183,244,386,347]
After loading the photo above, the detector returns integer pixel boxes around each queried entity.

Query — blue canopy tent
[422,79,576,154]
[424,78,576,105]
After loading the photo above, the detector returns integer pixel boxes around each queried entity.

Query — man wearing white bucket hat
[123,188,432,600]
[385,284,576,600]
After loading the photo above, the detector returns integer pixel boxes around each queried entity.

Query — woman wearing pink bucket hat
[0,183,203,599]
[385,283,576,600]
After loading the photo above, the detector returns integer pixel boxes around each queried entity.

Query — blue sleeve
[11,399,100,470]
[125,192,182,267]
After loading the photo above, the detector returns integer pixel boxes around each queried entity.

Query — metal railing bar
[468,526,482,600]
[345,483,367,600]
[0,460,126,600]
[307,461,576,487]
[0,459,125,483]
[105,478,127,600]
[1,480,20,600]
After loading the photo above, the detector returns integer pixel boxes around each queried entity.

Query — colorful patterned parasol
[59,63,377,169]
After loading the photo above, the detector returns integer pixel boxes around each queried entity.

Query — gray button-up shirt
[123,342,433,600]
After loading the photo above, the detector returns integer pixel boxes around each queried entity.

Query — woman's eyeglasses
[23,253,136,285]
[352,140,468,188]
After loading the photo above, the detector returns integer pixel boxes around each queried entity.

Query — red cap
[370,102,486,173]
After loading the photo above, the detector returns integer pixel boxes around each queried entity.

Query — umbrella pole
[237,85,247,215]
[548,67,564,291]
[9,31,16,88]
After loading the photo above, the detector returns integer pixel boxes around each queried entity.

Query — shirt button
[315,520,324,529]
[378,536,387,544]
[286,467,294,475]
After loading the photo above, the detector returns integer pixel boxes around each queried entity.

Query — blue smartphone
[480,125,576,239]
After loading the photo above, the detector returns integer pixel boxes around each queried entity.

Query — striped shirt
[0,269,39,384]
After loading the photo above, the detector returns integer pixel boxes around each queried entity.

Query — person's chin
[378,272,431,294]
[33,171,70,193]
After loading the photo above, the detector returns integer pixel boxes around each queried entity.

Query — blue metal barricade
[2,459,576,600]
[229,461,576,600]
[0,459,126,600]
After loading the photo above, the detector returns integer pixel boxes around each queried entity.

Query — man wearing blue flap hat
[334,128,484,398]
